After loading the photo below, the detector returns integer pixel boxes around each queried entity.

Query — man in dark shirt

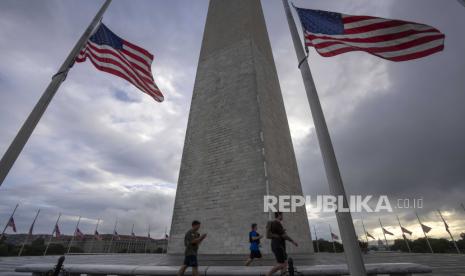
[266,212,298,276]
[245,223,263,266]
[177,220,207,276]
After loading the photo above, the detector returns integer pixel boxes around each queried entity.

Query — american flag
[366,232,375,239]
[76,23,164,102]
[421,223,432,233]
[54,224,61,238]
[382,227,394,236]
[94,230,102,240]
[6,217,16,232]
[294,6,445,61]
[401,226,412,235]
[331,232,339,240]
[114,230,121,240]
[75,227,85,239]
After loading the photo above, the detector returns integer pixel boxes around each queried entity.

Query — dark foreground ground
[0,252,464,275]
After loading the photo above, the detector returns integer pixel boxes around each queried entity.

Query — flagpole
[0,0,112,187]
[437,209,460,254]
[67,215,81,254]
[461,203,465,213]
[89,218,100,254]
[313,225,319,253]
[329,224,336,253]
[107,218,117,253]
[127,223,134,253]
[1,203,19,236]
[415,212,433,253]
[360,215,370,245]
[282,1,366,274]
[144,225,150,254]
[379,218,389,250]
[396,215,411,253]
[18,209,40,256]
[164,226,168,254]
[44,213,61,256]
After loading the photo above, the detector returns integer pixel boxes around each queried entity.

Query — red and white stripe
[76,40,164,102]
[304,15,445,62]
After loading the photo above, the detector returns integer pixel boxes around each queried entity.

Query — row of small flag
[0,204,169,241]
[321,208,461,253]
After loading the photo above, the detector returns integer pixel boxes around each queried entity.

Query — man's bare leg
[192,266,199,276]
[177,265,188,276]
[245,257,253,266]
[266,263,286,276]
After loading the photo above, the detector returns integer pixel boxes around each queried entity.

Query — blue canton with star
[295,7,344,35]
[89,23,124,50]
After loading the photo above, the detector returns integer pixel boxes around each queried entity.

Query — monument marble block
[168,0,313,254]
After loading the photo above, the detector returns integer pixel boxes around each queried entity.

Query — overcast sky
[0,0,464,243]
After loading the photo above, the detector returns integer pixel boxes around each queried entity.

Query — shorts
[250,250,262,259]
[271,243,287,264]
[183,255,198,267]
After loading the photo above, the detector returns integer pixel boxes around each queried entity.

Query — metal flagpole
[164,226,168,253]
[144,225,150,254]
[127,223,134,253]
[0,0,112,187]
[329,224,336,253]
[89,218,100,254]
[415,212,433,253]
[18,209,40,256]
[313,225,319,253]
[360,215,370,245]
[107,218,118,253]
[67,215,81,254]
[379,218,389,249]
[282,1,366,274]
[44,213,61,256]
[437,209,460,254]
[396,215,411,253]
[1,203,19,236]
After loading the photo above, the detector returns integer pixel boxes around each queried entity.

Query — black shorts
[250,250,262,259]
[183,255,198,267]
[271,243,287,264]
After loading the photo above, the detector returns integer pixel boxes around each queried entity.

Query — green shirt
[184,229,200,256]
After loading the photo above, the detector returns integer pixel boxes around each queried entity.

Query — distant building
[2,234,167,254]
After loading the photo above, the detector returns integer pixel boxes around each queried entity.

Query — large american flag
[76,23,164,102]
[294,7,445,61]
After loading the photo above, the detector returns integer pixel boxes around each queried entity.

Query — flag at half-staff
[75,228,85,239]
[382,227,394,236]
[293,6,445,61]
[331,232,340,240]
[421,223,432,233]
[94,230,102,240]
[76,23,164,102]
[54,224,61,238]
[366,232,375,239]
[401,226,412,235]
[6,217,16,233]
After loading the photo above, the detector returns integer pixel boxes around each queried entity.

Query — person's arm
[276,224,298,246]
[192,233,207,245]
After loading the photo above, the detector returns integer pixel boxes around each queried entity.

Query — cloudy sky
[0,0,464,243]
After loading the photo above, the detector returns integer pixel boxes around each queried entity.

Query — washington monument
[168,0,313,254]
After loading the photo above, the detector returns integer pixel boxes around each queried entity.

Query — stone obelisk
[168,0,313,254]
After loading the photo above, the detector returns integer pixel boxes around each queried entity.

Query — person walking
[177,220,207,276]
[245,223,263,266]
[266,212,298,276]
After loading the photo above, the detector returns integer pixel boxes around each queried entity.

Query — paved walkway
[1,252,464,275]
